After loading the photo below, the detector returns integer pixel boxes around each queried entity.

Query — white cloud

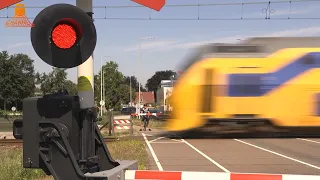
[119,26,320,52]
[266,26,320,37]
[171,35,245,49]
[7,42,31,49]
[123,40,177,52]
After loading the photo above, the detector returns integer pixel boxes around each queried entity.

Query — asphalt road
[142,132,320,175]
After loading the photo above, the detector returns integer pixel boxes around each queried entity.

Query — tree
[124,76,138,91]
[64,80,77,96]
[140,85,147,92]
[146,70,176,103]
[95,61,133,110]
[94,74,101,104]
[124,76,149,102]
[36,68,77,96]
[124,76,147,92]
[0,51,36,110]
[146,70,176,92]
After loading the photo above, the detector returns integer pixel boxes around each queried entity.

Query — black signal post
[13,3,138,180]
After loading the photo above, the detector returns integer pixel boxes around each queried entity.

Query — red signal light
[52,24,77,49]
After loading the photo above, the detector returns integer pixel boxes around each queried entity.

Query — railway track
[0,138,121,146]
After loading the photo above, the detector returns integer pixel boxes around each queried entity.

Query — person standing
[139,105,151,131]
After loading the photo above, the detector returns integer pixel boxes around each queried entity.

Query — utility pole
[130,76,132,106]
[100,55,110,115]
[138,36,155,118]
[100,56,103,116]
[103,66,105,112]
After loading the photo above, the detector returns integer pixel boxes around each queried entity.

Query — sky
[1,0,320,86]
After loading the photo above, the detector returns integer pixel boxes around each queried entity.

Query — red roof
[134,92,155,104]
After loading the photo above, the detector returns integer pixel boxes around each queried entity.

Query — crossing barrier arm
[124,170,320,180]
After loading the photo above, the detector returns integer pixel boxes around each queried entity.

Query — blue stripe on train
[228,52,320,97]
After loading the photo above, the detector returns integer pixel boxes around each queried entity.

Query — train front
[164,43,268,134]
[165,37,320,136]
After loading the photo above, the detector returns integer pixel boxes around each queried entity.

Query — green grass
[0,116,21,132]
[0,146,48,180]
[0,139,149,179]
[0,122,13,132]
[107,139,149,170]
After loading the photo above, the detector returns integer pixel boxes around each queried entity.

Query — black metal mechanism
[13,90,137,180]
[12,3,138,180]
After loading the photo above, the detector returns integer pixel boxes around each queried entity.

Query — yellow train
[165,37,320,135]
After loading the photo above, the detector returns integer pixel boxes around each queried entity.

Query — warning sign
[5,3,34,27]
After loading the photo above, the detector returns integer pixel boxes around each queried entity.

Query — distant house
[156,80,175,112]
[133,92,155,107]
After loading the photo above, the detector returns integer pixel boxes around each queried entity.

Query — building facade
[133,92,155,108]
[156,80,176,112]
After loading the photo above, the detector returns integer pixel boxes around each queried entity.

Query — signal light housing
[30,4,97,68]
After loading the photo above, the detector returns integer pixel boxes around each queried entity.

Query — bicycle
[142,112,152,131]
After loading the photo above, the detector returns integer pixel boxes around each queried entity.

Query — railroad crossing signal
[31,3,97,68]
[13,3,137,180]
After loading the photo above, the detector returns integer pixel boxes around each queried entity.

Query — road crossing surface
[141,132,320,175]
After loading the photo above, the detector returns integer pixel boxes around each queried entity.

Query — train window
[302,54,314,65]
[179,44,263,73]
[214,45,262,53]
[228,75,261,96]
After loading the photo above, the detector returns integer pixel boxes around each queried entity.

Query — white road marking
[181,139,230,172]
[149,136,183,143]
[234,139,320,170]
[143,133,153,137]
[297,138,320,144]
[148,136,165,143]
[149,141,184,144]
[142,133,163,171]
[171,139,183,142]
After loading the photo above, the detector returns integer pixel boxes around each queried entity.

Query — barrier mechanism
[125,170,320,180]
[131,113,159,117]
[112,115,133,135]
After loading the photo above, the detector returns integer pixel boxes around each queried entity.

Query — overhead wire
[0,0,319,20]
